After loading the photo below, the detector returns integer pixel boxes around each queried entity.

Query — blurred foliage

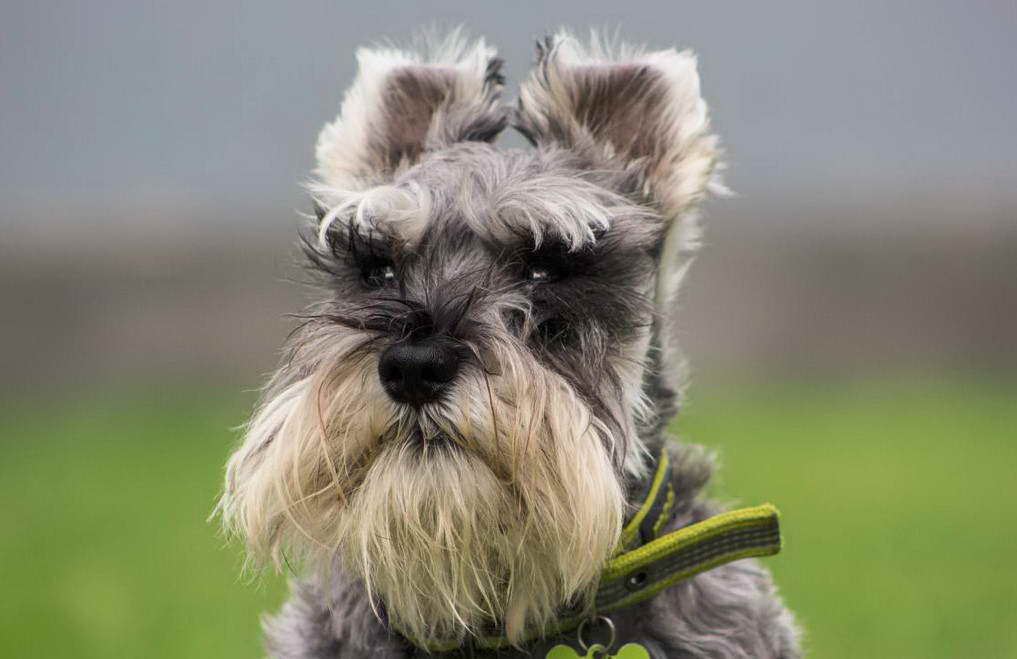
[1,378,1015,658]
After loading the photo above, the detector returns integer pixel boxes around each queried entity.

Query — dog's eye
[524,263,564,284]
[519,240,572,284]
[362,262,396,288]
[526,266,551,283]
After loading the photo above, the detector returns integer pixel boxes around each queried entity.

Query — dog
[218,29,802,658]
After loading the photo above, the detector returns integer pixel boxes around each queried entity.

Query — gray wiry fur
[221,29,801,658]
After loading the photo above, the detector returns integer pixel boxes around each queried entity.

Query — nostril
[378,358,401,384]
[422,352,459,384]
[421,365,441,383]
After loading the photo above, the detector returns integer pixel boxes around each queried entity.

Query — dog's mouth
[377,424,517,483]
[387,402,474,449]
[403,427,455,451]
[379,421,463,457]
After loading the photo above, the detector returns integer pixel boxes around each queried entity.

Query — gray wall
[2,1,1015,393]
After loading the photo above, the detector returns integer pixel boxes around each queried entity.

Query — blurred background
[2,1,1014,657]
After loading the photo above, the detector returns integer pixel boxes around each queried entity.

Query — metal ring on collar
[577,615,616,654]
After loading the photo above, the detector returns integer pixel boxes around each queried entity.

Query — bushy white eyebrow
[312,182,432,247]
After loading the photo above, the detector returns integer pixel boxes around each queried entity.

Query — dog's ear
[516,31,723,226]
[314,31,508,193]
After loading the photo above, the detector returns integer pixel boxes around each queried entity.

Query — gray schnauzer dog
[218,29,801,658]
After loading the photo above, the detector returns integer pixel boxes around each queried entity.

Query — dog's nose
[378,340,462,405]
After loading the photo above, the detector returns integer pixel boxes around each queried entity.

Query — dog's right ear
[313,31,508,197]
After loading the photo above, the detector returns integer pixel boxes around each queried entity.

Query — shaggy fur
[218,29,801,658]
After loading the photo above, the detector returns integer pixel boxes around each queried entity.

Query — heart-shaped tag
[612,643,652,659]
[545,642,651,658]
[545,643,606,658]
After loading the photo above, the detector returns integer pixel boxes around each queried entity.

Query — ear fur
[515,31,724,221]
[313,30,509,199]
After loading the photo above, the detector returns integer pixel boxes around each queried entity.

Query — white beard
[220,333,630,645]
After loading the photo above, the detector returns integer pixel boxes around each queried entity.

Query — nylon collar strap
[401,449,783,653]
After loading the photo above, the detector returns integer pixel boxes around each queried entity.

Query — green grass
[676,378,1017,658]
[1,379,1015,658]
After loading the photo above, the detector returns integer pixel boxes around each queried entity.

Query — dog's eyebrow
[495,179,609,249]
[314,183,431,247]
[469,174,650,252]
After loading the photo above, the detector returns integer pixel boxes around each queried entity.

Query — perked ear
[515,30,725,228]
[313,30,508,198]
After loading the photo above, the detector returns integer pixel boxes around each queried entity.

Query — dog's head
[220,30,721,646]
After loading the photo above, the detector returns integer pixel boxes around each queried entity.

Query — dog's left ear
[515,31,724,230]
[314,31,509,194]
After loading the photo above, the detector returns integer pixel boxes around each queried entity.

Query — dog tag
[545,643,606,658]
[612,643,651,658]
[545,642,651,658]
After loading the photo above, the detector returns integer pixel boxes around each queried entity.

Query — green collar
[399,449,783,653]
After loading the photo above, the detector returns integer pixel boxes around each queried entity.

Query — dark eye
[526,266,551,283]
[362,261,396,288]
[520,240,571,284]
[524,262,566,284]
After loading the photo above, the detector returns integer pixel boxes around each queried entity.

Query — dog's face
[220,31,720,646]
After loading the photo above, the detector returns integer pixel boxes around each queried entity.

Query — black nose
[378,340,462,405]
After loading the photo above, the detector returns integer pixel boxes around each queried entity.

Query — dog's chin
[329,429,622,647]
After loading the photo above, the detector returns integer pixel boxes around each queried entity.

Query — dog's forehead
[382,144,653,250]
